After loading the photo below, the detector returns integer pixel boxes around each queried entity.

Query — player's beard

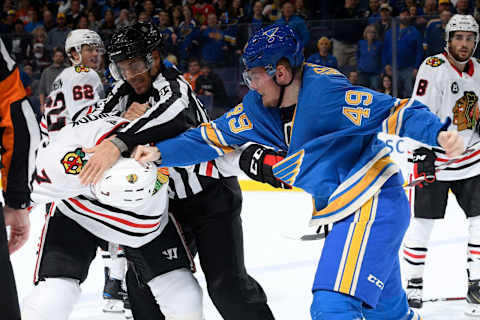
[450,46,473,63]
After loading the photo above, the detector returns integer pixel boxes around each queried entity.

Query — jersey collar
[442,51,474,77]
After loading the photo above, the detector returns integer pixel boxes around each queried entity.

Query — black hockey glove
[412,147,436,187]
[239,144,292,189]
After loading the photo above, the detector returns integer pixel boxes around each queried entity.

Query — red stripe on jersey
[95,121,129,145]
[437,149,480,163]
[40,121,47,129]
[470,250,480,255]
[403,250,426,259]
[69,198,160,228]
[206,161,213,176]
[34,203,56,283]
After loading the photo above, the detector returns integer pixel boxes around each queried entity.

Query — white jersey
[412,53,480,181]
[31,114,169,248]
[40,65,104,141]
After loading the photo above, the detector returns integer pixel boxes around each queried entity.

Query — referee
[79,22,275,320]
[0,37,40,320]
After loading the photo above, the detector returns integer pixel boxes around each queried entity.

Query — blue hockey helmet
[242,24,304,72]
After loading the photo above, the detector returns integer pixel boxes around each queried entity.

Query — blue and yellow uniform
[155,63,435,318]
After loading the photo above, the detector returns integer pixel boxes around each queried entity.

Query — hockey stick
[422,297,466,303]
[404,141,480,188]
[282,225,329,241]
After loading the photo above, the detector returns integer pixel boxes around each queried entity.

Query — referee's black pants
[0,206,21,320]
[126,177,275,320]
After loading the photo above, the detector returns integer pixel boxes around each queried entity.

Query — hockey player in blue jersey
[128,25,463,319]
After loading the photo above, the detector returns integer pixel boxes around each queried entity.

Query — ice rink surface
[11,191,476,319]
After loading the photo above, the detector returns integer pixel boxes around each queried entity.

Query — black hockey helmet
[107,22,163,80]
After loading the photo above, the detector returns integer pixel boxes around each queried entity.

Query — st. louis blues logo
[272,150,304,185]
[61,148,87,175]
[263,27,284,43]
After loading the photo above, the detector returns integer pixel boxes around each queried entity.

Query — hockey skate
[103,278,127,313]
[406,278,423,309]
[466,279,480,316]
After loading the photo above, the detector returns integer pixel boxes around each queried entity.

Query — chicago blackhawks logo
[126,174,138,184]
[453,91,479,131]
[61,148,87,175]
[425,57,445,67]
[153,167,169,195]
[74,65,90,73]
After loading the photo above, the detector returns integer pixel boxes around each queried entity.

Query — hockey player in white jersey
[40,29,105,140]
[403,14,480,315]
[22,114,203,320]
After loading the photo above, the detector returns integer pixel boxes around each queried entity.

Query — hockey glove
[239,144,292,189]
[412,147,436,187]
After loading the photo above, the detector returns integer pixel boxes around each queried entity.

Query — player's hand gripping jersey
[40,65,104,140]
[155,63,448,225]
[413,53,480,180]
[31,115,169,248]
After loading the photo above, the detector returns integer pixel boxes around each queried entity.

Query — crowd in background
[1,0,479,118]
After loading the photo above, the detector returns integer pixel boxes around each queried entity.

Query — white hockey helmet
[65,29,104,66]
[92,158,158,208]
[445,14,479,60]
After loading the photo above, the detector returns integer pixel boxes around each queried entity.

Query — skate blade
[124,309,133,319]
[102,300,125,313]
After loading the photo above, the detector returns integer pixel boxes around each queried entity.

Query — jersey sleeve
[156,103,254,167]
[30,137,90,204]
[411,60,442,115]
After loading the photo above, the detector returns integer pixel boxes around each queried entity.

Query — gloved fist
[412,147,436,187]
[239,144,292,189]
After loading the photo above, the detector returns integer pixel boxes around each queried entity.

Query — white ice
[11,191,473,319]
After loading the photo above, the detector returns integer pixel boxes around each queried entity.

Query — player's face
[81,44,103,69]
[449,31,476,62]
[244,66,281,107]
[117,57,152,95]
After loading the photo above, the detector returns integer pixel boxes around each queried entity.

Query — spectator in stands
[277,1,310,47]
[99,9,116,46]
[332,0,366,70]
[0,10,16,34]
[4,19,32,65]
[456,0,472,14]
[115,9,132,29]
[183,57,202,91]
[32,26,48,47]
[25,8,43,33]
[176,5,199,69]
[166,53,178,67]
[263,0,282,22]
[306,37,338,68]
[66,0,83,29]
[38,47,65,113]
[41,10,56,33]
[214,0,228,18]
[16,0,31,24]
[412,0,438,32]
[382,8,423,98]
[379,74,392,95]
[170,6,183,29]
[423,0,438,16]
[357,24,382,90]
[438,0,453,14]
[295,0,310,20]
[200,13,227,68]
[46,12,71,52]
[137,11,150,23]
[87,11,100,31]
[158,10,177,55]
[31,43,51,76]
[373,3,392,40]
[193,0,216,25]
[424,9,452,57]
[84,0,102,22]
[366,0,381,25]
[238,1,269,53]
[76,15,88,29]
[348,70,359,85]
[195,64,228,118]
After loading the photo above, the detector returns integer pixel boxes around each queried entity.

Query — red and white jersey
[31,115,169,248]
[412,53,480,181]
[40,65,104,141]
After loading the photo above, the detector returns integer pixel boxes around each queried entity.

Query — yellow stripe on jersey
[201,123,235,154]
[386,98,409,135]
[338,195,375,295]
[312,156,394,218]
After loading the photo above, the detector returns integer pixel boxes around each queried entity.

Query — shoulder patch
[61,148,87,175]
[425,57,445,67]
[75,65,90,73]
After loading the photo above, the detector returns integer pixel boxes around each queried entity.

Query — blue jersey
[156,63,446,225]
